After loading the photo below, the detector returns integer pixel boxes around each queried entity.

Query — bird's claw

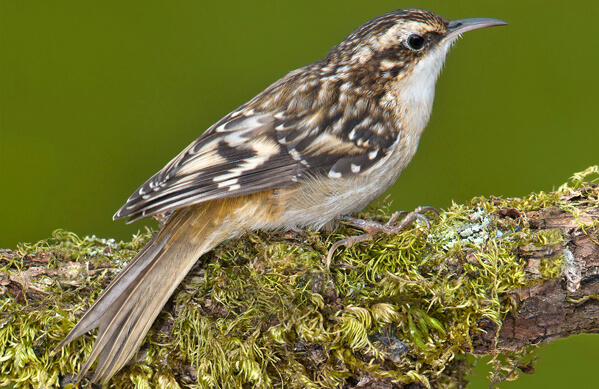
[326,206,439,268]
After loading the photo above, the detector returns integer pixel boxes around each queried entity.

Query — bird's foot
[326,206,439,268]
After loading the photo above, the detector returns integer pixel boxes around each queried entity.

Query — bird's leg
[326,206,439,268]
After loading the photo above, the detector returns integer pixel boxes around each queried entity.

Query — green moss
[1,166,597,388]
[0,229,155,389]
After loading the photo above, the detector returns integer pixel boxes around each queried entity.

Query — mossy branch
[1,167,598,389]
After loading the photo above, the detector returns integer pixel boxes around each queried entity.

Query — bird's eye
[406,34,425,50]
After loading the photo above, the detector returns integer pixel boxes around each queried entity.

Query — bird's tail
[55,198,243,384]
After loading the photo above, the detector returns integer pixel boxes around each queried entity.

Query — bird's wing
[114,106,295,222]
[115,86,399,222]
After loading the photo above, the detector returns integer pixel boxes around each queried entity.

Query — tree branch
[473,206,599,356]
[1,167,598,388]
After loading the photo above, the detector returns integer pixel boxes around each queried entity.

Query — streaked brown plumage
[55,8,506,384]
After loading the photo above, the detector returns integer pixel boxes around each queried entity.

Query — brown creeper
[54,8,506,384]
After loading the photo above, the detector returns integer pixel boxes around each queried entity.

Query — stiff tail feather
[55,200,236,384]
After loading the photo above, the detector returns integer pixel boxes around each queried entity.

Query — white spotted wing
[115,82,398,222]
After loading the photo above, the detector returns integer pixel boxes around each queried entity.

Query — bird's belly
[277,151,412,230]
[287,177,385,229]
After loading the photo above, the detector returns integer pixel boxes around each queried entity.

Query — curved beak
[444,18,508,41]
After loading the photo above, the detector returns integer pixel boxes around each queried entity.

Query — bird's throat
[390,40,454,137]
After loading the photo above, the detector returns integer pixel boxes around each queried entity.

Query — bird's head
[327,8,507,91]
[319,9,506,135]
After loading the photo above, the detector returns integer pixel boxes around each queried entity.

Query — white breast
[394,41,453,138]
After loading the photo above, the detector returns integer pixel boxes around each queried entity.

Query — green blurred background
[1,0,597,387]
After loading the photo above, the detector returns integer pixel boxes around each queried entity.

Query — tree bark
[473,206,599,355]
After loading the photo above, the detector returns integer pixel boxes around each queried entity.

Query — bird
[54,8,507,384]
